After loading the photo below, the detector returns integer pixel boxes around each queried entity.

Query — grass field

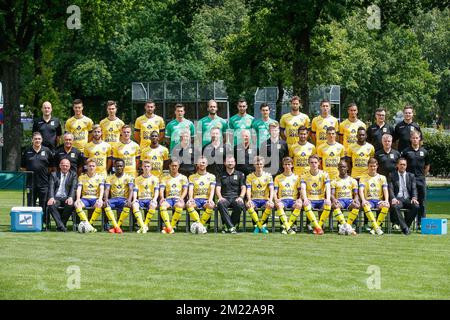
[0,191,449,300]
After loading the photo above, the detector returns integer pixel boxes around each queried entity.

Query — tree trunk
[276,79,284,120]
[1,58,23,171]
[292,29,311,114]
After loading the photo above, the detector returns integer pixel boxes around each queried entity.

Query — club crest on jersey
[199,182,204,186]
[95,152,100,156]
[172,184,177,188]
[77,125,82,130]
[420,151,424,156]
[152,156,157,160]
[312,183,318,188]
[301,152,306,156]
[359,152,364,157]
[257,184,262,189]
[351,129,356,133]
[124,151,129,155]
[370,183,376,188]
[109,127,114,132]
[147,125,153,129]
[330,152,335,157]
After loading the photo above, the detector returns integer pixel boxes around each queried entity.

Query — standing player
[74,159,104,231]
[347,127,375,180]
[280,96,310,149]
[140,130,169,178]
[65,99,94,153]
[229,98,254,146]
[401,130,430,229]
[358,158,389,235]
[132,160,159,233]
[32,101,62,150]
[252,103,277,147]
[289,126,316,177]
[274,157,302,234]
[99,100,125,148]
[165,104,195,153]
[103,159,134,234]
[134,100,165,148]
[198,99,228,147]
[330,160,360,234]
[83,125,112,178]
[186,157,216,232]
[159,159,189,233]
[338,103,366,153]
[245,156,274,234]
[317,127,345,181]
[113,125,140,177]
[311,99,339,148]
[300,155,331,235]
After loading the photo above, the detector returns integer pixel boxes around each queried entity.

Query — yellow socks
[247,207,262,229]
[171,207,183,227]
[347,208,359,225]
[318,204,331,228]
[144,208,156,226]
[200,208,214,225]
[363,204,380,230]
[104,207,119,228]
[133,207,145,228]
[88,207,102,225]
[333,208,347,225]
[276,208,290,230]
[117,207,130,227]
[160,208,171,228]
[287,208,301,228]
[376,207,389,227]
[76,208,88,221]
[304,206,320,229]
[187,207,200,223]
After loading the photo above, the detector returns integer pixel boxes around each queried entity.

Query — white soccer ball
[190,222,207,234]
[78,221,89,233]
[338,223,355,235]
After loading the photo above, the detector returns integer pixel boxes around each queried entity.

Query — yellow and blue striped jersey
[317,142,345,180]
[359,174,387,200]
[99,117,124,147]
[134,114,165,149]
[160,173,188,199]
[301,170,330,201]
[113,141,140,177]
[347,142,375,179]
[289,142,316,177]
[134,175,159,200]
[83,141,111,176]
[246,172,273,200]
[274,173,300,200]
[140,145,169,178]
[311,115,339,148]
[78,173,104,199]
[65,116,94,153]
[280,112,311,146]
[189,173,216,199]
[106,174,134,199]
[331,176,358,199]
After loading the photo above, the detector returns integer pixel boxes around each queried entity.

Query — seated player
[274,157,302,234]
[186,156,216,232]
[246,156,275,234]
[159,158,189,234]
[103,159,134,234]
[300,155,332,235]
[132,160,159,233]
[74,159,105,231]
[330,160,360,235]
[358,158,390,235]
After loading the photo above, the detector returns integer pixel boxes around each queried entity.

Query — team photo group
[22,96,429,236]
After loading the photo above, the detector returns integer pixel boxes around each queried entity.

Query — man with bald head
[32,101,62,150]
[47,159,78,231]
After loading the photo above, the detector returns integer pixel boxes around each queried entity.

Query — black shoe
[402,227,410,235]
[57,226,67,232]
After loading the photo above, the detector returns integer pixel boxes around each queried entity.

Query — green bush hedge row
[422,129,450,177]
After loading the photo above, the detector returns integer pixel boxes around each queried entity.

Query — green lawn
[0,191,449,300]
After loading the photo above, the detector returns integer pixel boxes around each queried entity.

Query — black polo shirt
[21,146,53,186]
[216,169,246,198]
[234,143,257,176]
[53,145,85,174]
[367,123,395,152]
[394,121,421,153]
[171,144,197,177]
[375,148,401,180]
[32,117,62,150]
[401,146,430,178]
[259,138,289,176]
[202,142,232,177]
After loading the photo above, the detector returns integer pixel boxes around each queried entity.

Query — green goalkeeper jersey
[198,115,228,146]
[229,113,254,146]
[251,117,277,146]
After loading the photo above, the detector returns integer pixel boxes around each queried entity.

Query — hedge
[422,129,450,177]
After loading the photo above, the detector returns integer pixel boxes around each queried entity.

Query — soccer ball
[78,221,89,233]
[190,222,207,234]
[78,221,95,233]
[338,223,356,236]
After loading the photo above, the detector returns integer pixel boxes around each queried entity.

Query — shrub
[422,129,450,177]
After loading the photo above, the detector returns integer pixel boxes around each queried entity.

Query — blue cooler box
[421,218,447,235]
[10,207,43,232]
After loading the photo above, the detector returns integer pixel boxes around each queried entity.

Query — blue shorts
[165,198,180,208]
[310,200,324,210]
[138,199,155,210]
[280,199,295,209]
[194,198,207,208]
[367,199,380,209]
[81,198,97,207]
[109,197,126,210]
[338,198,353,210]
[252,199,268,209]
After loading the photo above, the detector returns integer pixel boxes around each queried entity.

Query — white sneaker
[137,225,148,234]
[375,227,384,235]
